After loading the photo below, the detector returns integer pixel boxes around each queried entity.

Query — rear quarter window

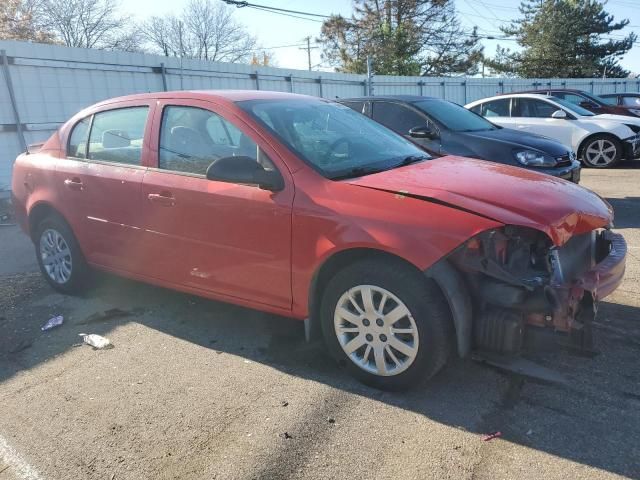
[68,117,91,158]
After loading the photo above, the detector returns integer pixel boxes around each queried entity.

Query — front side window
[513,99,558,118]
[371,102,427,135]
[482,99,510,117]
[68,116,91,158]
[414,99,497,132]
[87,107,148,165]
[238,99,429,179]
[159,106,273,176]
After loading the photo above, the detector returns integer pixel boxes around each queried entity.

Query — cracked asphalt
[1,164,639,480]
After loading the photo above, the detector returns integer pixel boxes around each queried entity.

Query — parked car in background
[600,92,640,114]
[466,93,640,168]
[339,96,581,182]
[12,91,626,390]
[509,88,640,118]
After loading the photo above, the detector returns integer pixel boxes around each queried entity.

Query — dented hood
[346,156,612,246]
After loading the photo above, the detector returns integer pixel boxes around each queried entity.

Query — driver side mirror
[551,109,567,119]
[409,125,439,140]
[206,156,284,191]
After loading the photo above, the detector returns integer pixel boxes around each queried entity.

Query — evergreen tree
[488,0,636,78]
[319,0,483,76]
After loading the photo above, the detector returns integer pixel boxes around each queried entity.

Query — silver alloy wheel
[39,228,73,284]
[334,285,419,377]
[585,139,617,166]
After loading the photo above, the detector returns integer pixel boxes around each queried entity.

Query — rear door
[370,101,441,153]
[512,98,575,148]
[56,102,152,272]
[140,99,294,309]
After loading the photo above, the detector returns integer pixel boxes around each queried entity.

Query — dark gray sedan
[340,95,581,183]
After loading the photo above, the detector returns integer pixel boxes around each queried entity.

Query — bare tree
[0,0,56,43]
[39,0,140,50]
[143,0,257,63]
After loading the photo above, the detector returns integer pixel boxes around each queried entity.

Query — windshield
[238,99,430,179]
[550,97,595,116]
[413,99,498,132]
[580,91,608,105]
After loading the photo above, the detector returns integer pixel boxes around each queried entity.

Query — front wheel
[320,259,453,391]
[581,135,622,168]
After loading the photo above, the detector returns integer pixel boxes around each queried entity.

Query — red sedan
[11,91,626,390]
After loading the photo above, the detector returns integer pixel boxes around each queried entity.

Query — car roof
[91,90,324,109]
[507,88,584,94]
[466,93,559,106]
[600,92,640,97]
[339,95,440,102]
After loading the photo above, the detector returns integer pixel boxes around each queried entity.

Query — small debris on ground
[327,417,336,424]
[482,431,502,441]
[41,315,64,331]
[526,429,533,436]
[281,401,289,407]
[279,432,293,440]
[79,333,113,349]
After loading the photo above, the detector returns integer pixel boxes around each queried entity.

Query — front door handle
[64,178,84,191]
[148,192,176,207]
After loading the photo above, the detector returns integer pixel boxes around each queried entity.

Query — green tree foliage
[319,0,483,76]
[488,0,636,78]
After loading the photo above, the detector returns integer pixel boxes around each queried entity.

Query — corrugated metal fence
[2,39,639,191]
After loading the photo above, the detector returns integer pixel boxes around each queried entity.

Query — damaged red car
[11,91,627,390]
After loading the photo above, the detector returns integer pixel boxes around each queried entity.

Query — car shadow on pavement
[2,270,639,478]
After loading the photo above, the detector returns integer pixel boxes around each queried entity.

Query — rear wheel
[320,259,452,391]
[581,134,622,168]
[35,215,89,294]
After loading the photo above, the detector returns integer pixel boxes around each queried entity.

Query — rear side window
[87,107,149,165]
[482,99,510,117]
[371,102,426,134]
[159,105,275,176]
[68,117,91,158]
[622,96,640,107]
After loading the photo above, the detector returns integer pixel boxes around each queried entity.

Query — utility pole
[299,36,318,71]
[366,55,374,96]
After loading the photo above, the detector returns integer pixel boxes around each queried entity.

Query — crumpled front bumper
[577,230,627,300]
[624,135,640,159]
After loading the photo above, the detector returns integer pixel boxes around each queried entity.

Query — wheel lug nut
[362,319,370,327]
[379,334,387,342]
[376,318,384,327]
[365,334,373,342]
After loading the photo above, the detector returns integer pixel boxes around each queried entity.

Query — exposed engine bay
[446,226,626,356]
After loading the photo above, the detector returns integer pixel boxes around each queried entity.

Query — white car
[465,93,640,168]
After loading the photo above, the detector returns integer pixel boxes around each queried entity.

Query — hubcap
[39,228,73,284]
[585,139,617,166]
[334,285,419,377]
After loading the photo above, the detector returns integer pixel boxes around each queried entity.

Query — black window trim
[156,103,283,184]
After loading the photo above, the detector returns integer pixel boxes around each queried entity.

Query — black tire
[320,258,453,391]
[34,214,89,294]
[580,134,623,168]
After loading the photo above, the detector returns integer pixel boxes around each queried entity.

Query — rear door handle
[148,192,176,207]
[64,178,84,191]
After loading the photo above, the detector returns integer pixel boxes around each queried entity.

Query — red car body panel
[346,157,613,246]
[10,90,625,332]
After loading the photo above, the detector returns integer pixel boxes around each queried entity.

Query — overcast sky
[122,0,640,76]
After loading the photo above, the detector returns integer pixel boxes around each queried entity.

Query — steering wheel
[327,137,353,158]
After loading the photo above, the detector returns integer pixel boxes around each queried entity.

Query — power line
[222,1,331,19]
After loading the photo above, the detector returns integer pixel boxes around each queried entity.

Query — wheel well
[28,203,62,242]
[307,248,433,342]
[578,132,621,158]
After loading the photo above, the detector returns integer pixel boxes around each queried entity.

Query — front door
[140,100,294,309]
[512,98,575,148]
